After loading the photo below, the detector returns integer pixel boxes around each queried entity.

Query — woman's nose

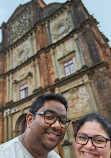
[84,139,96,149]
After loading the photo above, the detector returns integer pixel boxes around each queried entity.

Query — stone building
[0,0,111,157]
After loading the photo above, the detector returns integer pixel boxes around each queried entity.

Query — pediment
[7,2,31,24]
[42,3,62,19]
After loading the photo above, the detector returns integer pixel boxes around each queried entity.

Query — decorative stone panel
[51,37,83,79]
[67,86,91,120]
[7,32,36,70]
[49,11,72,43]
[7,4,34,45]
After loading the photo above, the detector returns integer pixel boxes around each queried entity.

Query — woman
[74,113,111,158]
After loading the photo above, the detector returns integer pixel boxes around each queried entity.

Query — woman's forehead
[78,121,109,137]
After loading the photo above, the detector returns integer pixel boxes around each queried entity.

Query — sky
[0,0,111,46]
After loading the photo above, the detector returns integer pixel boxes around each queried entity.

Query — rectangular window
[64,59,75,76]
[19,83,28,99]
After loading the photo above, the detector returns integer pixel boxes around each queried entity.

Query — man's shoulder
[0,137,20,158]
[0,137,19,151]
[48,150,61,158]
[0,137,34,158]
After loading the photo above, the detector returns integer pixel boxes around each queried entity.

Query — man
[0,93,70,158]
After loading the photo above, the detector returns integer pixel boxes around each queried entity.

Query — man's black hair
[29,93,68,114]
[76,113,111,140]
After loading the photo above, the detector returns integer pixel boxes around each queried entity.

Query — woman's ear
[26,113,33,128]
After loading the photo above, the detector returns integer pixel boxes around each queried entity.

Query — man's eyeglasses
[74,132,110,148]
[34,111,70,128]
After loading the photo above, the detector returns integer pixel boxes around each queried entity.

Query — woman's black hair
[76,113,111,140]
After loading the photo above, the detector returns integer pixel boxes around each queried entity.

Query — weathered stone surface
[0,0,111,158]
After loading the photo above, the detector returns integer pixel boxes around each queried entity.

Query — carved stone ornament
[7,5,33,44]
[19,50,26,60]
[51,17,71,41]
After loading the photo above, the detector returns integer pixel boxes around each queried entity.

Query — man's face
[27,100,67,151]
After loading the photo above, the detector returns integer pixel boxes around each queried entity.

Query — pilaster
[51,49,59,80]
[36,58,41,88]
[74,35,85,67]
[83,74,98,112]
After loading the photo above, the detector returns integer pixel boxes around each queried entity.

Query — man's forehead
[39,101,66,115]
[43,100,64,106]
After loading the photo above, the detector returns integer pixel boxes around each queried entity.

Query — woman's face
[75,121,111,158]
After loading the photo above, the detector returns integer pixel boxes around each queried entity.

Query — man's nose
[51,119,61,129]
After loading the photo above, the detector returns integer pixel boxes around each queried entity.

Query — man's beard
[42,140,60,151]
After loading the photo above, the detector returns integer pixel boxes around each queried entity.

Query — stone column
[62,130,74,158]
[66,6,74,29]
[74,35,85,67]
[4,109,12,141]
[4,114,8,142]
[63,146,71,158]
[0,112,4,143]
[45,20,52,44]
[35,58,41,88]
[7,53,10,71]
[8,113,12,140]
[83,74,98,112]
[9,74,13,101]
[9,52,11,70]
[31,60,37,90]
[0,77,3,105]
[51,49,59,80]
[32,31,37,54]
[13,83,17,102]
[6,76,9,102]
[10,49,13,69]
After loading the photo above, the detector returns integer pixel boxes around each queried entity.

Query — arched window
[15,114,27,136]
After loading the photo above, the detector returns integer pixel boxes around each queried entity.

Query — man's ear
[26,113,33,128]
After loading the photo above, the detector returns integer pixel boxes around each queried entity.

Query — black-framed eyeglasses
[35,111,70,128]
[74,132,110,148]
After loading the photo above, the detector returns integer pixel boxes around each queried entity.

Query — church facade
[0,0,111,157]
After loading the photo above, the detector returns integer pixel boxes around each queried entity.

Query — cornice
[0,18,100,77]
[0,61,108,112]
